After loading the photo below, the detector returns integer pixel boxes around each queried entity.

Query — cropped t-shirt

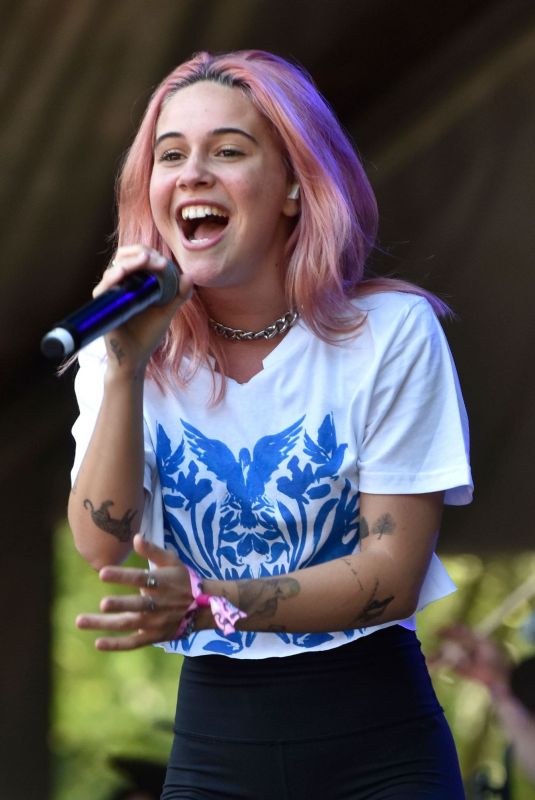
[72,291,473,659]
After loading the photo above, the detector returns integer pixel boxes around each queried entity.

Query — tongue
[192,220,225,240]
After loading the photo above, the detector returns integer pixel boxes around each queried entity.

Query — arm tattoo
[83,498,137,542]
[360,513,396,541]
[372,513,395,538]
[109,337,125,365]
[342,558,364,590]
[237,577,300,621]
[349,579,394,628]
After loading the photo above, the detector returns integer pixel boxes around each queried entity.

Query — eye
[158,149,185,162]
[215,147,243,158]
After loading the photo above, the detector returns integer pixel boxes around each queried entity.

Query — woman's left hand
[76,534,192,651]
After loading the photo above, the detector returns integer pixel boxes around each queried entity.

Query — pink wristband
[175,566,247,639]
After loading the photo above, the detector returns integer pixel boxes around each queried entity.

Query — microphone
[40,261,179,361]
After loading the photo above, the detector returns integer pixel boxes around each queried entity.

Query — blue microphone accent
[40,261,179,361]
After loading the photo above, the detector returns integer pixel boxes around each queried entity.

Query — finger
[76,611,144,631]
[100,594,158,613]
[133,533,180,566]
[95,630,162,651]
[98,565,152,588]
[94,251,168,297]
[175,273,194,302]
[113,245,168,269]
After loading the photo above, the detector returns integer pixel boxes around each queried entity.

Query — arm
[492,691,535,782]
[204,490,442,633]
[76,490,443,647]
[430,626,535,782]
[67,246,192,569]
[67,364,147,568]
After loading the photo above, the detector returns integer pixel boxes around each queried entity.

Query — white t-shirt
[72,291,473,659]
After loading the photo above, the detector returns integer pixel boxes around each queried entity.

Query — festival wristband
[175,566,247,639]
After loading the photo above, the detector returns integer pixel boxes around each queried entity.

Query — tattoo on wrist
[359,513,396,541]
[109,337,125,365]
[237,577,300,620]
[349,579,394,628]
[83,498,137,542]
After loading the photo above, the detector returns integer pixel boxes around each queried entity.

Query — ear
[283,182,301,218]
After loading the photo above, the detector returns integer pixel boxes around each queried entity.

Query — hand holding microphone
[41,246,193,365]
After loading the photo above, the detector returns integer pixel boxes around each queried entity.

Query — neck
[198,284,288,333]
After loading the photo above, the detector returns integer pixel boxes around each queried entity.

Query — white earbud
[287,183,300,200]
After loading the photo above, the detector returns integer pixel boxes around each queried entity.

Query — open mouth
[179,204,229,243]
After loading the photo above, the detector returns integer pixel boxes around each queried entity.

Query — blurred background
[1,0,535,798]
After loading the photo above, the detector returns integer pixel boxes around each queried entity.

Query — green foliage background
[51,522,535,799]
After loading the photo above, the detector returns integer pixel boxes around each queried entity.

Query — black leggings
[161,627,465,799]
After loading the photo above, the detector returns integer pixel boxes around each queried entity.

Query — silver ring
[111,259,117,267]
[145,570,158,589]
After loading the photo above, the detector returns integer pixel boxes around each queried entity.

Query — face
[149,80,298,292]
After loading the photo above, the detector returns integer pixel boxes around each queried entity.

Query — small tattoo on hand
[109,338,125,365]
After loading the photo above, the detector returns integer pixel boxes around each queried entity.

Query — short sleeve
[357,297,473,505]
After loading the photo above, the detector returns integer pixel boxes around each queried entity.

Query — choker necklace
[209,310,299,341]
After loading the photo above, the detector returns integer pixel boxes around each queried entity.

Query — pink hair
[115,50,448,394]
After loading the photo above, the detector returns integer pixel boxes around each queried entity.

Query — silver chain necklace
[208,310,299,341]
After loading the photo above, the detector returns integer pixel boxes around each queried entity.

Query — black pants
[161,627,465,799]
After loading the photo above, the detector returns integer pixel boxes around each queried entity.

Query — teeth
[181,205,228,220]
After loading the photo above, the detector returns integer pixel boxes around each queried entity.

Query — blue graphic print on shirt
[155,413,361,654]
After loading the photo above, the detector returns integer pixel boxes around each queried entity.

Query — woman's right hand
[94,244,193,375]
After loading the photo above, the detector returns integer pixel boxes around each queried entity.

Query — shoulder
[352,289,434,319]
[349,290,441,345]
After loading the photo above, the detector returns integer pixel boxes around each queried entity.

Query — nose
[176,151,214,190]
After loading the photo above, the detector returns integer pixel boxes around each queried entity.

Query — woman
[72,50,473,799]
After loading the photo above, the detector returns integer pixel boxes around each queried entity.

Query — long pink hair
[116,50,448,394]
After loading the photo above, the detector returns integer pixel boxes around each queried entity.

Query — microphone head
[154,261,180,306]
[40,327,75,360]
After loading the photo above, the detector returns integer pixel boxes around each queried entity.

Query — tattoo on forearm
[359,513,396,541]
[342,558,364,590]
[349,579,394,628]
[237,577,300,620]
[83,499,137,542]
[109,337,125,365]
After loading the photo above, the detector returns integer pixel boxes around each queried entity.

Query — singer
[71,51,473,799]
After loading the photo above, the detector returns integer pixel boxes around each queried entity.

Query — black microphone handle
[40,262,179,361]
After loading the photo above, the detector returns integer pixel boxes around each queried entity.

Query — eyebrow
[153,127,259,150]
